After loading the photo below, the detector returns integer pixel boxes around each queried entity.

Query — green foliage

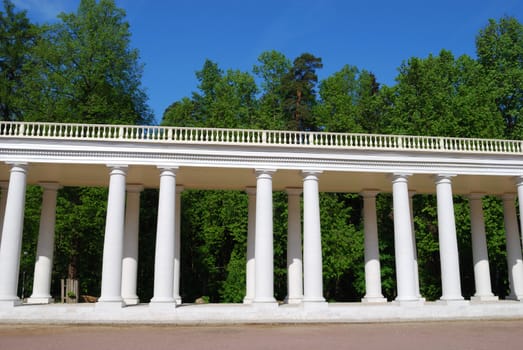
[383,50,504,138]
[179,190,248,302]
[53,187,107,296]
[253,50,291,130]
[16,0,152,124]
[320,193,364,301]
[476,17,523,138]
[0,0,38,121]
[314,65,382,133]
[281,53,323,131]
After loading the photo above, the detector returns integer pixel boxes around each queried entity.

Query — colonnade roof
[1,121,522,195]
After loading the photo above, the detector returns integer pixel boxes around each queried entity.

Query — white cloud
[12,0,78,21]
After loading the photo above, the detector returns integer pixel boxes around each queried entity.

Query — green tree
[0,0,38,121]
[476,16,523,138]
[18,0,152,124]
[314,65,382,133]
[164,60,257,128]
[252,50,291,129]
[383,50,503,138]
[282,53,323,131]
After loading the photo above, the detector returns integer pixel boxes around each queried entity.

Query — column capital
[157,166,178,178]
[107,165,128,177]
[39,182,62,191]
[245,186,256,195]
[5,161,28,167]
[390,173,411,183]
[514,176,523,186]
[107,164,128,169]
[468,192,485,200]
[301,170,323,177]
[6,162,28,173]
[254,168,276,177]
[433,174,456,184]
[126,184,144,193]
[157,164,179,171]
[360,189,380,198]
[286,187,303,196]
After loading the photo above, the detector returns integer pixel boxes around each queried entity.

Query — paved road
[1,320,522,350]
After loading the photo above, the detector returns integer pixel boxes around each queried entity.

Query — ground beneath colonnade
[1,320,522,350]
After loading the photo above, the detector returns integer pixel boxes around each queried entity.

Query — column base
[284,296,303,304]
[96,300,125,310]
[174,296,182,305]
[362,296,387,303]
[303,300,328,310]
[437,299,469,305]
[149,297,177,311]
[0,298,22,308]
[251,299,278,309]
[471,295,499,302]
[393,297,424,306]
[123,297,140,305]
[26,296,54,304]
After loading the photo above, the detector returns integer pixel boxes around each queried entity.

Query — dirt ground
[1,320,522,350]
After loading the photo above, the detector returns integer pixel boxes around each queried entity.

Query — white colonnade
[1,162,523,310]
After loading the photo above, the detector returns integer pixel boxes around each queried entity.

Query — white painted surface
[28,183,61,304]
[361,190,386,303]
[435,175,463,301]
[121,184,143,305]
[286,188,303,304]
[98,166,127,306]
[253,169,276,304]
[392,174,417,302]
[0,164,27,306]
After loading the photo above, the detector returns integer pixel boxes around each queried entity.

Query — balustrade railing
[1,121,522,154]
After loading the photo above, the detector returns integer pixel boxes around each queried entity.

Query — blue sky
[11,0,523,124]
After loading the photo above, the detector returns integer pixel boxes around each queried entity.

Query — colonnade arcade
[1,121,523,309]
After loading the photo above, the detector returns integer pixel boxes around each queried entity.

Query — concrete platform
[1,300,523,325]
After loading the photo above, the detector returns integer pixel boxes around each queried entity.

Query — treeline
[2,0,523,302]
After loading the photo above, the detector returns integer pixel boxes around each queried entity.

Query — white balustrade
[1,121,523,155]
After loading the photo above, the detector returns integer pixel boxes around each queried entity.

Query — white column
[435,175,464,302]
[391,174,417,302]
[253,169,276,304]
[468,193,497,301]
[516,177,523,249]
[286,187,303,304]
[98,166,127,307]
[150,166,177,306]
[0,181,8,245]
[0,163,27,307]
[502,193,523,300]
[121,184,143,305]
[361,190,386,303]
[302,170,325,304]
[173,185,183,305]
[408,191,422,300]
[243,187,256,304]
[27,182,61,304]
